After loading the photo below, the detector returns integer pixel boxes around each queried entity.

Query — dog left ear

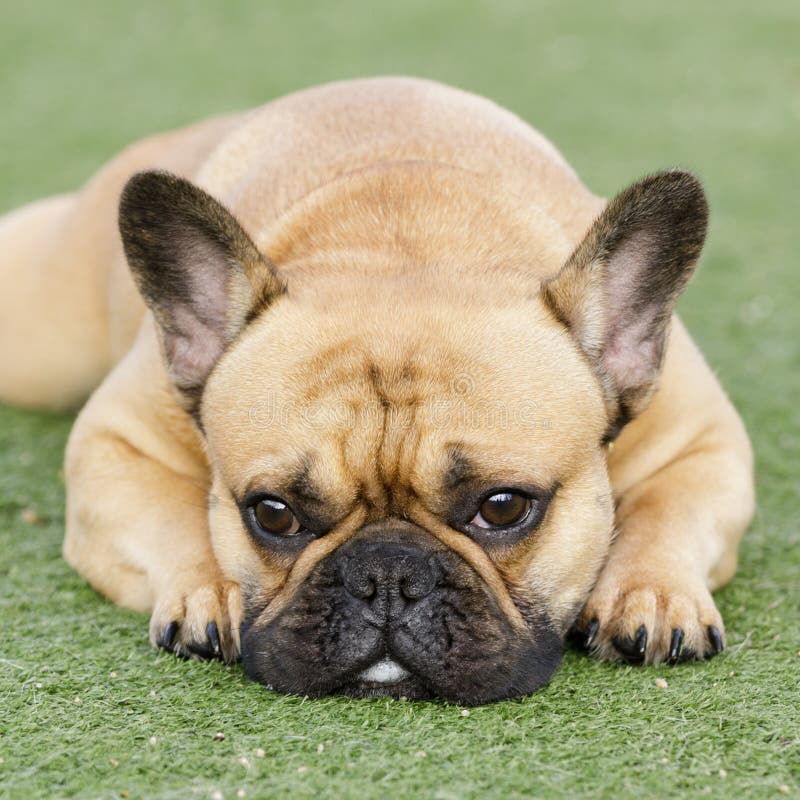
[119,170,285,413]
[541,170,708,435]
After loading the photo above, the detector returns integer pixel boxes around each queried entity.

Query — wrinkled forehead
[202,299,605,508]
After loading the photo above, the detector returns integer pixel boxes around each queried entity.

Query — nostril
[343,562,378,600]
[398,561,437,601]
[357,577,376,600]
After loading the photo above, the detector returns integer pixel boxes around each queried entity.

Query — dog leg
[0,193,114,409]
[577,322,755,664]
[63,328,242,662]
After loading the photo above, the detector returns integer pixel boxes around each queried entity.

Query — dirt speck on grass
[20,508,43,524]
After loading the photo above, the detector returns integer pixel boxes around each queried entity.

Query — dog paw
[572,569,726,665]
[149,580,243,663]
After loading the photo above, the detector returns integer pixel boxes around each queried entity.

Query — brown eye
[253,498,301,536]
[472,492,532,529]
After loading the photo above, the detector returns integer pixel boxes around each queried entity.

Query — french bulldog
[0,78,754,704]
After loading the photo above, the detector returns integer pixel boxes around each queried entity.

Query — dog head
[119,163,707,703]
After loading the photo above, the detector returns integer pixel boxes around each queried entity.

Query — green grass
[1,1,799,797]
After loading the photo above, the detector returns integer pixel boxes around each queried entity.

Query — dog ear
[119,170,285,412]
[541,170,708,436]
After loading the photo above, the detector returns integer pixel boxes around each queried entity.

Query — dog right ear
[541,170,708,437]
[119,170,285,413]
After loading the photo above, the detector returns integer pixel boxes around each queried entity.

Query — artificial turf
[1,1,798,798]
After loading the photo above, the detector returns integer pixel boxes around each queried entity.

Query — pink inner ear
[179,234,233,327]
[166,304,227,390]
[161,234,237,390]
[603,315,662,390]
[600,228,665,390]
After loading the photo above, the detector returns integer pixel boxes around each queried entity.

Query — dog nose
[340,541,437,605]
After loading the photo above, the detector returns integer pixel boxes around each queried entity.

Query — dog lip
[356,657,411,685]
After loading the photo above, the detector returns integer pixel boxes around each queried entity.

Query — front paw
[573,569,726,665]
[149,580,243,663]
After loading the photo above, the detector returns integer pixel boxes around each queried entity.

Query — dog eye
[252,498,302,537]
[471,492,532,529]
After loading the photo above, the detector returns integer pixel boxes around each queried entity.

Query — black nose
[340,541,437,606]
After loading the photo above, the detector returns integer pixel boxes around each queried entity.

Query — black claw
[186,643,214,660]
[585,618,600,648]
[707,625,724,656]
[612,624,648,663]
[567,618,600,652]
[566,626,585,650]
[162,621,179,651]
[668,628,684,663]
[634,625,648,657]
[206,622,221,656]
